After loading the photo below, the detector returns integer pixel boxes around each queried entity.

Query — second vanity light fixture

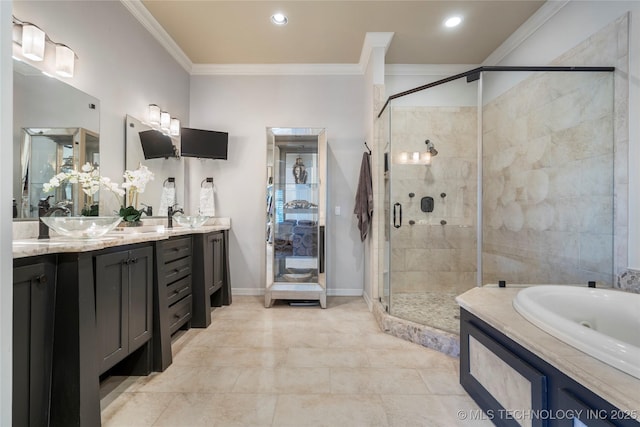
[13,16,77,78]
[148,104,180,137]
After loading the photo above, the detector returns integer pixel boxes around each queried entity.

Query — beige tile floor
[100,296,491,426]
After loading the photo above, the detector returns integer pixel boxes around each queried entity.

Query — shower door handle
[393,203,402,228]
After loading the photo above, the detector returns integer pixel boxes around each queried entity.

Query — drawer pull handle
[35,274,47,284]
[174,313,182,319]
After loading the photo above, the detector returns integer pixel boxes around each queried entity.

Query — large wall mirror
[125,115,184,216]
[13,60,100,218]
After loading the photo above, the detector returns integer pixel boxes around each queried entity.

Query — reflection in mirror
[20,127,99,217]
[125,115,184,216]
[13,59,100,218]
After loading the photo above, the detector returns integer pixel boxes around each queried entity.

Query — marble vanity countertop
[456,286,640,416]
[13,218,230,259]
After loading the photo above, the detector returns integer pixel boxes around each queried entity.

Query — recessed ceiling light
[444,16,462,28]
[271,13,288,26]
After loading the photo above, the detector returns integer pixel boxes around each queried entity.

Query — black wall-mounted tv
[139,130,176,159]
[180,127,228,160]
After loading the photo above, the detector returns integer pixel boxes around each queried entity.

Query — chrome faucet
[38,196,71,239]
[167,204,184,229]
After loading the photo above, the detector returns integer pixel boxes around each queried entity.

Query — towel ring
[163,177,175,188]
[201,177,214,187]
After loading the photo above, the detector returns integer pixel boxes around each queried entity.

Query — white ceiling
[138,0,545,67]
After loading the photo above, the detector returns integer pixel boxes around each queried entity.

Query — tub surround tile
[469,336,533,427]
[456,285,640,416]
[617,268,640,293]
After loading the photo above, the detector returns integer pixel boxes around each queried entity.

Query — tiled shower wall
[389,107,477,295]
[482,72,614,285]
[482,15,628,286]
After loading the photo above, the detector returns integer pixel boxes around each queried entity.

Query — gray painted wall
[188,74,366,295]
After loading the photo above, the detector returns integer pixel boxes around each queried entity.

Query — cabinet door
[13,259,56,427]
[208,233,224,294]
[95,250,129,373]
[128,246,153,353]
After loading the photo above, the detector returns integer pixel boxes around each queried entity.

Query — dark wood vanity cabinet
[51,242,154,427]
[192,230,231,328]
[13,255,57,427]
[95,246,153,374]
[153,236,193,371]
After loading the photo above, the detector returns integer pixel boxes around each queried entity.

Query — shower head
[425,139,438,157]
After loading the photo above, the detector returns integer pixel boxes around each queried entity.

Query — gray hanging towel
[354,152,373,241]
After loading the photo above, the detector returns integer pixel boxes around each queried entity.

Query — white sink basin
[513,285,640,379]
[40,216,122,239]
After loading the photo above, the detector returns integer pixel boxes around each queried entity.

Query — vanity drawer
[163,256,191,283]
[166,276,191,307]
[162,237,191,263]
[168,295,192,335]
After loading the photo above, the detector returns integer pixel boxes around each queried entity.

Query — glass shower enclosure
[381,67,616,335]
[265,127,327,308]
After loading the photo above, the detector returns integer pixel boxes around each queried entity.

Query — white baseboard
[362,291,373,311]
[231,288,265,296]
[231,288,363,297]
[327,289,363,297]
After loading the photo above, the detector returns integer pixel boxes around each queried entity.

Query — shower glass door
[385,77,479,334]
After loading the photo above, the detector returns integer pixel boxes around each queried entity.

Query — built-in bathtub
[513,285,640,380]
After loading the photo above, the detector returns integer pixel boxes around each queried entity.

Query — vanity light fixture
[148,104,180,137]
[13,16,78,77]
[271,13,288,25]
[148,104,161,125]
[394,140,438,165]
[170,118,180,136]
[21,24,45,61]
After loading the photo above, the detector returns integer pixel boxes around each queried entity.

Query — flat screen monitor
[139,130,176,159]
[180,127,228,160]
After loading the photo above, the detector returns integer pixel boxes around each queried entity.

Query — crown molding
[191,63,363,76]
[483,0,569,66]
[385,64,479,76]
[120,0,193,73]
[358,32,395,73]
